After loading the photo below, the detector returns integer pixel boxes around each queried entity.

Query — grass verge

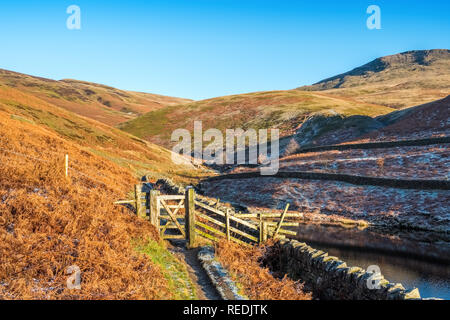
[136,240,197,300]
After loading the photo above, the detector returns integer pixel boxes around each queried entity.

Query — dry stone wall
[276,239,423,300]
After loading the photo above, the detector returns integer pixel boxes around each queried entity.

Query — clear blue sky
[0,0,449,100]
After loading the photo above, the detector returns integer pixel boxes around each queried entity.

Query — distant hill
[120,49,449,150]
[299,49,450,109]
[118,90,394,149]
[0,69,191,126]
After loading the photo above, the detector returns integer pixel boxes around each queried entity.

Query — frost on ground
[232,144,449,180]
[201,178,450,234]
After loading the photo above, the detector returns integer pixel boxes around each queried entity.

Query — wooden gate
[192,199,260,247]
[115,185,301,248]
[157,195,186,240]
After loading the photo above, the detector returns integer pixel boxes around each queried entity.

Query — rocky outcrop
[288,113,383,152]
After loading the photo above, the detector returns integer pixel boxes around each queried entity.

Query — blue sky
[0,0,449,100]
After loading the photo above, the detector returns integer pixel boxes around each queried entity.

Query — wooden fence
[114,185,301,248]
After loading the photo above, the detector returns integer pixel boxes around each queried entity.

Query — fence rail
[114,184,298,247]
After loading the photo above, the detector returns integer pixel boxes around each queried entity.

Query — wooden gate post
[274,203,290,238]
[262,222,269,242]
[225,209,231,241]
[149,190,160,227]
[259,213,263,244]
[185,187,196,248]
[135,184,144,219]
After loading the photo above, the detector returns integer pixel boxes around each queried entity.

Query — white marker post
[65,154,69,178]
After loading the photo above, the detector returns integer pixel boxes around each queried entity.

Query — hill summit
[299,49,450,108]
[300,49,450,90]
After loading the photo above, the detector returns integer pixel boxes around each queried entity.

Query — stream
[291,223,450,300]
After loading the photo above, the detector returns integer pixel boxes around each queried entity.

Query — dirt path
[168,240,222,300]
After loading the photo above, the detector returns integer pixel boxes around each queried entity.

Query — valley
[1,49,449,300]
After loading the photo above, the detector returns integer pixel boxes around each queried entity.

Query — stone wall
[155,178,434,300]
[198,247,247,300]
[204,171,450,190]
[275,239,422,300]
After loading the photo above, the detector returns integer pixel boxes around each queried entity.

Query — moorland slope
[0,69,191,126]
[0,71,210,299]
[0,84,207,184]
[119,90,394,149]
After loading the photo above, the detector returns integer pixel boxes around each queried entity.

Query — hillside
[118,89,394,149]
[0,69,191,126]
[299,49,450,109]
[0,84,209,185]
[119,50,450,150]
[0,74,213,299]
[205,95,450,237]
[278,95,450,153]
[0,112,169,299]
[366,95,450,141]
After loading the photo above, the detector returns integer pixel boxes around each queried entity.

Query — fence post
[262,222,269,242]
[65,154,69,178]
[274,203,290,238]
[226,209,231,241]
[149,190,160,227]
[185,187,196,248]
[135,184,144,219]
[259,213,263,244]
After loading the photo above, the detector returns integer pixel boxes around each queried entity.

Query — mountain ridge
[300,49,450,90]
[0,68,192,126]
[298,49,450,109]
[119,49,449,149]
